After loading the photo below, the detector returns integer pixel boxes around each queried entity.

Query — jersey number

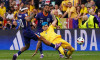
[19,19,24,28]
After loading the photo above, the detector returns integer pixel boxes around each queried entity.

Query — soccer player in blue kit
[32,4,64,58]
[33,4,53,58]
[12,7,61,60]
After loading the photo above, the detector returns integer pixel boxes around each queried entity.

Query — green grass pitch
[0,50,100,60]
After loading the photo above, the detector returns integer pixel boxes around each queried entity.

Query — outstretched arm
[62,12,68,18]
[32,35,54,56]
[51,14,57,27]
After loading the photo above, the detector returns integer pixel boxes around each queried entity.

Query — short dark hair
[44,4,50,7]
[0,2,4,4]
[25,2,30,5]
[39,8,42,10]
[55,4,58,6]
[68,2,72,4]
[81,2,85,5]
[50,4,53,7]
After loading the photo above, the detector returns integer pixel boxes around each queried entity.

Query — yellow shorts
[52,38,71,49]
[52,38,71,55]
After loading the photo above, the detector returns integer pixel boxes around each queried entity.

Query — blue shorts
[23,30,39,44]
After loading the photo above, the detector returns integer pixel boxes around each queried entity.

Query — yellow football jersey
[30,5,35,12]
[69,0,78,7]
[40,25,61,42]
[80,7,88,15]
[14,10,19,20]
[0,7,6,17]
[66,6,77,18]
[61,0,69,11]
[91,6,98,13]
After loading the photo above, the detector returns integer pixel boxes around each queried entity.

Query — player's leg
[34,32,44,58]
[52,40,65,55]
[64,46,75,58]
[58,46,64,55]
[52,38,75,58]
[39,43,44,58]
[17,43,30,56]
[12,37,31,60]
[60,39,75,58]
[13,44,30,60]
[38,36,62,49]
[38,38,63,58]
[58,50,64,58]
[39,43,43,54]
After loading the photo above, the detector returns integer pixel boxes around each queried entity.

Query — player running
[12,7,61,60]
[32,15,75,59]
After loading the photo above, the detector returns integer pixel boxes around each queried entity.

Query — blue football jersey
[18,13,31,30]
[35,12,53,32]
[18,13,39,42]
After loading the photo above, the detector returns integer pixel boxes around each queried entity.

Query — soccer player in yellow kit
[32,15,75,58]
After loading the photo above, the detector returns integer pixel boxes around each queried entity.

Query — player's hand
[32,52,37,57]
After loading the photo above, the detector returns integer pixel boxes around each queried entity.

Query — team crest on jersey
[46,32,47,34]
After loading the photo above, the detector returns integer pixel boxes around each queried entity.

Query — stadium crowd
[0,0,100,30]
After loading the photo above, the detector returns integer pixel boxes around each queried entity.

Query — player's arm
[25,13,35,21]
[62,11,68,18]
[32,35,53,56]
[51,14,57,27]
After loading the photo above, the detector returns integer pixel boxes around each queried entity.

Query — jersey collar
[43,12,48,16]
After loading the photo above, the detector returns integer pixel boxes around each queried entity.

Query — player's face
[87,7,90,12]
[81,4,85,8]
[1,3,4,7]
[42,25,48,31]
[98,12,100,17]
[68,3,72,8]
[44,6,50,13]
[91,10,95,15]
[54,10,58,16]
[55,5,58,9]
